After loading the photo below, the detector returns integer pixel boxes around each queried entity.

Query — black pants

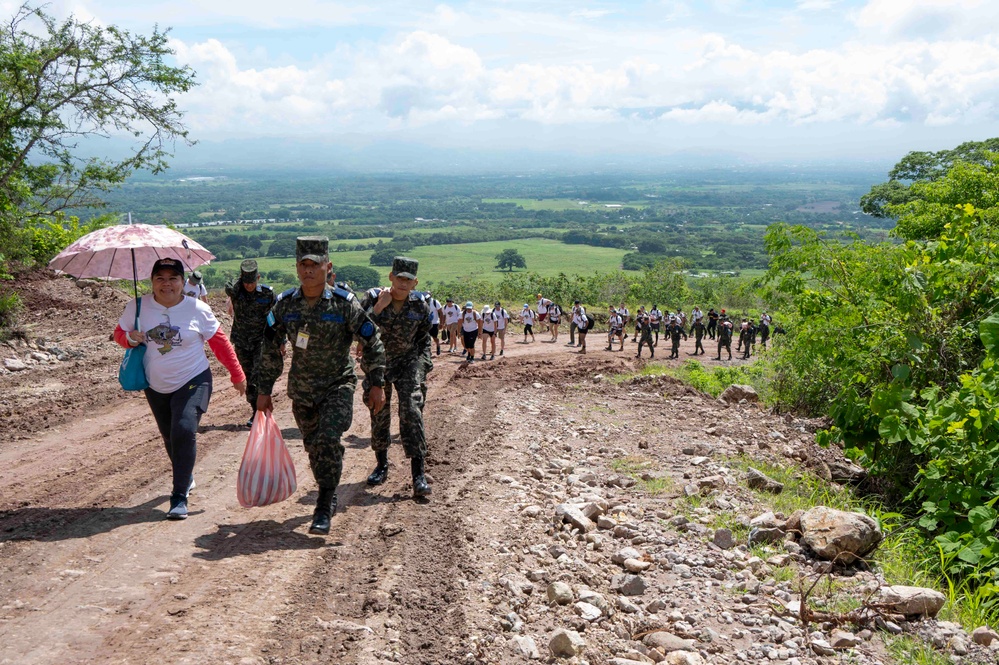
[462,329,479,351]
[144,368,212,497]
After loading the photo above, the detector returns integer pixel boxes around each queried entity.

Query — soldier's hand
[374,287,394,314]
[368,386,386,415]
[256,394,274,414]
[233,379,247,396]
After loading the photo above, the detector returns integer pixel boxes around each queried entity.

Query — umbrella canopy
[48,223,215,281]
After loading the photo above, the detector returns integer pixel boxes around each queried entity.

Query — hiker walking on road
[607,308,624,351]
[358,257,433,499]
[480,305,498,359]
[114,258,246,521]
[715,314,734,360]
[649,305,662,346]
[547,302,562,342]
[225,259,275,427]
[493,301,510,356]
[256,237,387,535]
[635,310,654,359]
[572,301,590,354]
[442,298,462,354]
[461,301,483,362]
[520,304,537,343]
[707,308,718,340]
[182,270,208,302]
[425,291,443,356]
[690,318,706,356]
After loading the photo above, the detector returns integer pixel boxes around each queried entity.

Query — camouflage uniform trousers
[637,329,654,356]
[234,343,262,407]
[717,335,732,359]
[362,374,427,459]
[291,383,355,490]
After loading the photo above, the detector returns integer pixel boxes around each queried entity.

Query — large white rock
[799,506,882,564]
[719,384,759,403]
[875,585,946,618]
[549,629,586,657]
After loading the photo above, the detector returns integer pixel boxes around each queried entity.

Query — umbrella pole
[131,249,138,300]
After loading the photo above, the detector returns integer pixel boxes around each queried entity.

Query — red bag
[237,410,297,508]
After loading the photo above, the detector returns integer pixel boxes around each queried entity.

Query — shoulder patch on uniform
[266,311,276,327]
[333,286,355,301]
[359,320,375,339]
[276,287,297,301]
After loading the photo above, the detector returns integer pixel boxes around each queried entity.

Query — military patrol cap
[392,256,418,279]
[296,236,329,263]
[240,259,259,281]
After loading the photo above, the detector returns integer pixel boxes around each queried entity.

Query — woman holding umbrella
[113,258,246,520]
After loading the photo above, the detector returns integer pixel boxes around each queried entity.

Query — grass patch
[727,456,860,516]
[885,636,952,665]
[612,359,769,400]
[609,456,675,496]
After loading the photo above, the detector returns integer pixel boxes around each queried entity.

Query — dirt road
[0,296,678,665]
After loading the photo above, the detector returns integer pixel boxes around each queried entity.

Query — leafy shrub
[0,290,22,328]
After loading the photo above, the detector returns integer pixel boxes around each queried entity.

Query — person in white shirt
[426,291,443,356]
[520,305,537,343]
[547,302,562,342]
[480,306,497,359]
[460,301,482,362]
[536,294,553,333]
[182,271,208,302]
[607,308,624,351]
[649,305,663,346]
[571,301,590,354]
[631,305,646,342]
[442,297,462,354]
[493,301,510,356]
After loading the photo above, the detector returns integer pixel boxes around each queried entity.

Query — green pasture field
[482,198,647,211]
[210,238,632,285]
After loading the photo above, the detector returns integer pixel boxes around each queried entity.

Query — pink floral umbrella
[48,223,215,296]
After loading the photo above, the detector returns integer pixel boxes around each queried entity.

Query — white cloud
[166,26,999,136]
[853,0,999,39]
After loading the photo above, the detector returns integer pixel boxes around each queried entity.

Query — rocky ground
[1,271,998,665]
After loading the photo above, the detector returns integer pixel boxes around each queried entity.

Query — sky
[9,0,999,168]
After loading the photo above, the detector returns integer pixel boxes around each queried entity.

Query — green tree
[860,138,999,218]
[495,248,526,272]
[0,4,195,271]
[332,264,382,290]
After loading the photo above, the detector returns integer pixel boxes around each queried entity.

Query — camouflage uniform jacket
[359,288,433,383]
[225,279,275,348]
[258,285,385,406]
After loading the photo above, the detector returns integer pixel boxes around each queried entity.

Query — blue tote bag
[118,297,149,391]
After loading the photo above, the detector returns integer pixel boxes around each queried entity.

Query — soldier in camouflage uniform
[256,237,386,535]
[715,314,734,360]
[225,259,275,426]
[635,310,655,358]
[690,317,706,355]
[358,257,434,498]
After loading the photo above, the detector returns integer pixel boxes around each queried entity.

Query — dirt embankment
[1,272,985,665]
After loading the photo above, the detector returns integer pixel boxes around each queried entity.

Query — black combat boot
[367,450,389,486]
[309,488,337,535]
[411,456,431,498]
